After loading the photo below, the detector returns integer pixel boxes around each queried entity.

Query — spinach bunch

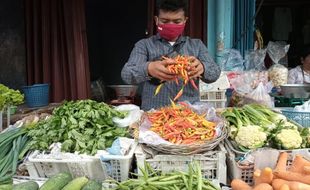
[27,100,128,155]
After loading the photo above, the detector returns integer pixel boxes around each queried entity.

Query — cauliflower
[235,125,267,149]
[274,129,302,149]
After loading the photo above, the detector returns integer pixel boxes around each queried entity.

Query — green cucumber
[0,183,13,190]
[13,181,39,190]
[81,180,102,190]
[39,172,72,190]
[62,176,89,190]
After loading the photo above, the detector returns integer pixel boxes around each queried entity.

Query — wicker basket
[139,121,228,155]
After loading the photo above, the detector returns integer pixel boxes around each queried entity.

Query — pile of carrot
[155,55,198,101]
[148,102,216,145]
[231,152,310,190]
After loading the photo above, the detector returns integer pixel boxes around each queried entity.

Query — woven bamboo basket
[130,116,228,155]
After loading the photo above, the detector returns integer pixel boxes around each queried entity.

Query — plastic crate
[99,142,138,182]
[281,108,310,127]
[26,151,107,181]
[135,144,227,185]
[200,90,227,108]
[225,140,310,185]
[22,84,49,108]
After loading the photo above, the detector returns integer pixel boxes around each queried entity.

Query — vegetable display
[0,84,24,110]
[148,102,216,144]
[109,162,219,190]
[231,152,310,190]
[0,128,29,185]
[154,55,199,101]
[222,104,307,150]
[27,100,129,155]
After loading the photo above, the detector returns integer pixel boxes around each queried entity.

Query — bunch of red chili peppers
[148,102,216,145]
[154,55,199,101]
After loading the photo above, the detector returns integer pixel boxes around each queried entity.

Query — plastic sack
[219,49,244,71]
[294,100,310,112]
[112,104,143,127]
[244,49,267,71]
[268,63,288,87]
[244,82,273,107]
[267,41,290,65]
[106,137,135,155]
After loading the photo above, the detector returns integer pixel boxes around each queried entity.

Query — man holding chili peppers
[121,0,220,111]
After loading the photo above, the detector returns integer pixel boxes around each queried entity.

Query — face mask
[157,23,185,41]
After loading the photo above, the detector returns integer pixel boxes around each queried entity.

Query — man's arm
[197,40,221,83]
[121,40,150,84]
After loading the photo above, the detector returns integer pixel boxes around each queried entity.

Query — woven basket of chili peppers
[136,102,228,155]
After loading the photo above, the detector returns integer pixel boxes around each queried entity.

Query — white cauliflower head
[275,129,302,149]
[235,125,267,149]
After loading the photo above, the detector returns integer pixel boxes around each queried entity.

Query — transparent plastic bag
[219,49,244,71]
[244,49,267,71]
[244,82,273,107]
[268,63,288,87]
[267,41,290,65]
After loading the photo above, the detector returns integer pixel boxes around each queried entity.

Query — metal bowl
[107,85,138,98]
[280,84,310,98]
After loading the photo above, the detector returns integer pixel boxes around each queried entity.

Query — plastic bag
[106,137,135,155]
[268,63,288,87]
[244,82,273,107]
[219,49,244,71]
[267,41,290,65]
[294,100,310,112]
[112,104,143,127]
[244,49,267,71]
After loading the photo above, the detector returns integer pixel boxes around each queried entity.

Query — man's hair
[156,0,188,16]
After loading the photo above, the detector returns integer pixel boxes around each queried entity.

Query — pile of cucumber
[13,172,101,190]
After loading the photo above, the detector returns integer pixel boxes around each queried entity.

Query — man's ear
[184,17,188,24]
[154,16,159,25]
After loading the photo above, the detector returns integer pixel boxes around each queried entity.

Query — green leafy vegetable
[27,100,129,155]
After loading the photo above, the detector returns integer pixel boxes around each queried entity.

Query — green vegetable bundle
[108,161,219,190]
[0,84,24,110]
[0,128,29,184]
[27,100,129,155]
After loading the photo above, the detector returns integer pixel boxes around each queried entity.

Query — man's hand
[187,56,204,79]
[148,59,177,81]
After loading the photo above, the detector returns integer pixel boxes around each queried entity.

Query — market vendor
[288,45,310,84]
[121,0,220,111]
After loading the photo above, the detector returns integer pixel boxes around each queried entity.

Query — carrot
[254,167,273,185]
[272,179,310,190]
[231,179,252,190]
[279,184,290,190]
[273,170,310,185]
[289,155,310,174]
[275,152,288,171]
[252,183,273,190]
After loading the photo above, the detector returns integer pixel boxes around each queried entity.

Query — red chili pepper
[173,87,184,101]
[190,79,198,90]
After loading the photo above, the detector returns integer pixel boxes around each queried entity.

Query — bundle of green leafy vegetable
[27,100,129,155]
[0,84,24,110]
